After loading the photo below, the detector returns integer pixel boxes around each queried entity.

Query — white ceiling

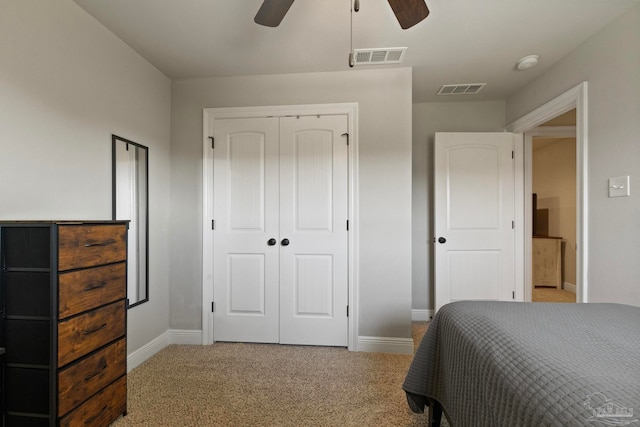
[73,0,640,102]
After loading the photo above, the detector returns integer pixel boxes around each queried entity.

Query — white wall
[507,4,640,306]
[170,68,413,339]
[0,0,172,353]
[412,101,506,313]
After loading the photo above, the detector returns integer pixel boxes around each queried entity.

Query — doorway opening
[529,110,577,303]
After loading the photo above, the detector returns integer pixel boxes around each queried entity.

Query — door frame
[506,82,588,303]
[201,103,359,350]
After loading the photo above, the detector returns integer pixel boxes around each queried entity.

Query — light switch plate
[609,176,630,198]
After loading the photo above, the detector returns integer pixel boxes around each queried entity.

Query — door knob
[281,238,290,246]
[438,237,446,244]
[267,238,277,246]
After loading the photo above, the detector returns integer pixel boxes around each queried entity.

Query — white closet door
[278,115,349,346]
[213,117,280,343]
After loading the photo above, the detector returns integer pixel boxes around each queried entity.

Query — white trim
[514,133,525,302]
[411,309,433,321]
[169,329,203,345]
[526,126,577,138]
[126,329,205,373]
[506,82,588,304]
[357,336,414,355]
[127,331,169,372]
[523,134,533,301]
[202,110,214,345]
[202,103,360,351]
[126,331,413,370]
[507,84,585,132]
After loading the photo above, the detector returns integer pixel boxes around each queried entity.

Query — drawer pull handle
[82,323,107,335]
[84,363,108,381]
[83,239,115,248]
[83,282,107,291]
[84,405,108,424]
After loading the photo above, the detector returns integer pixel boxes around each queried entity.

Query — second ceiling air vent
[437,83,487,95]
[353,47,407,65]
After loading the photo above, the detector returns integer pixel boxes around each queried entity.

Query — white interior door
[279,115,349,346]
[434,132,516,312]
[213,117,280,343]
[213,115,348,346]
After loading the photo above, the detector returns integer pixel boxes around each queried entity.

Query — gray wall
[0,0,172,353]
[412,101,506,312]
[507,4,640,306]
[170,68,413,339]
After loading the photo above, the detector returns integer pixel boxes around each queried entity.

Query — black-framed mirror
[112,135,149,308]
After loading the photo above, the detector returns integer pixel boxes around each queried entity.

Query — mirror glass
[112,135,149,308]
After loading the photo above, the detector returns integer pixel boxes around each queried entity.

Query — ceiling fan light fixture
[254,0,295,27]
[515,54,539,70]
[387,0,429,29]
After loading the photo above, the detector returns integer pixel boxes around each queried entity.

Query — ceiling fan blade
[255,0,295,27]
[387,0,429,29]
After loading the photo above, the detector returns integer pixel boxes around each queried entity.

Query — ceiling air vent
[353,47,407,65]
[437,83,486,96]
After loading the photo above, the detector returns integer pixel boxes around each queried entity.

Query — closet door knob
[281,238,290,246]
[267,238,277,246]
[438,237,446,244]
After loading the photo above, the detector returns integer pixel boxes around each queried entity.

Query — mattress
[403,301,640,427]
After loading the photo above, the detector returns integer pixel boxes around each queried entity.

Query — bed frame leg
[428,399,443,427]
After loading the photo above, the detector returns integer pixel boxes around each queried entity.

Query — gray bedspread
[403,301,640,427]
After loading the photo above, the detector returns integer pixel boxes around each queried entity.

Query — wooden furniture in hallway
[532,236,562,289]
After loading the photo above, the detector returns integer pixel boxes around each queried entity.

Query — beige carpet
[532,287,576,303]
[111,322,434,426]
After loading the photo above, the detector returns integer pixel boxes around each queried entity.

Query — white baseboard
[127,331,169,372]
[357,336,414,355]
[169,329,203,345]
[564,282,576,293]
[127,329,203,372]
[411,309,434,321]
[128,330,412,368]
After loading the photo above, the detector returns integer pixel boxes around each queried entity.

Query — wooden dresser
[0,221,128,426]
[532,236,562,289]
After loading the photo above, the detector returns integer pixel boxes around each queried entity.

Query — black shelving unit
[1,224,57,426]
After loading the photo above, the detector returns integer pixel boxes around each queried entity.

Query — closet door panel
[212,118,280,343]
[279,115,349,346]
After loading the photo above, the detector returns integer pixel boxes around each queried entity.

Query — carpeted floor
[111,322,433,426]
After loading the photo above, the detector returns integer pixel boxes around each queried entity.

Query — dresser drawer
[58,338,126,417]
[58,225,127,271]
[59,263,126,319]
[59,375,126,427]
[58,301,125,367]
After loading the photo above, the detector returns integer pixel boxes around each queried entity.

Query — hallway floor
[532,287,576,303]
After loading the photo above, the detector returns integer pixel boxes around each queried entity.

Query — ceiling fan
[255,0,429,29]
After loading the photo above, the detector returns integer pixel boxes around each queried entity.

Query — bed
[403,301,640,427]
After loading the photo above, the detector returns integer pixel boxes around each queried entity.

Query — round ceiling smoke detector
[516,55,539,70]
